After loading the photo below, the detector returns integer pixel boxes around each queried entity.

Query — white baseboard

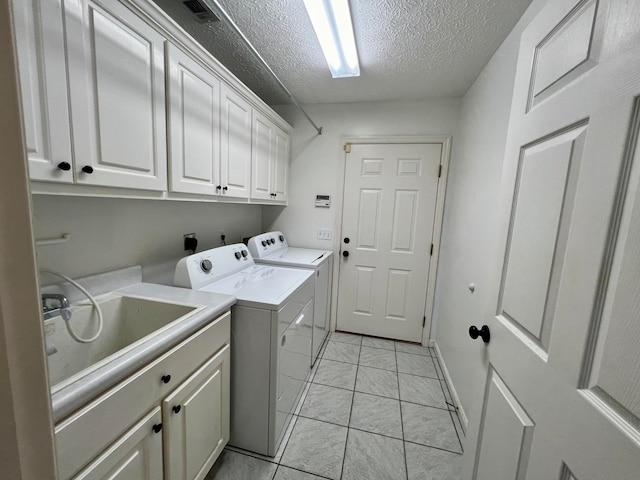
[429,339,468,433]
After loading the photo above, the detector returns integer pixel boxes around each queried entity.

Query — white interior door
[465,0,640,478]
[337,143,441,342]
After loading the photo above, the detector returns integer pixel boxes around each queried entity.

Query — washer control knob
[201,259,213,272]
[279,235,284,242]
[261,240,267,247]
[270,238,275,244]
[241,250,248,258]
[234,251,241,260]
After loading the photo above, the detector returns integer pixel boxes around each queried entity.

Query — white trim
[0,0,56,476]
[431,340,469,433]
[333,135,452,343]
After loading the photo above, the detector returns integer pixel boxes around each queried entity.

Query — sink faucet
[42,293,72,320]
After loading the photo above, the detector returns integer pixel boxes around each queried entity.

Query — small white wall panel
[474,369,534,480]
[391,190,418,252]
[355,267,375,315]
[357,190,381,249]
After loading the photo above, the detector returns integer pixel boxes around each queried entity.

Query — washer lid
[197,265,313,310]
[255,247,333,269]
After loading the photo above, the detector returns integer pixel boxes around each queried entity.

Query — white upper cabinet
[220,84,252,199]
[64,0,168,191]
[13,0,74,183]
[167,44,221,196]
[251,110,290,203]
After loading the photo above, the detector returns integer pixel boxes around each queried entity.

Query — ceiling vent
[181,0,220,23]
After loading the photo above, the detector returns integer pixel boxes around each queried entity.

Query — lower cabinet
[56,312,231,480]
[73,407,164,480]
[162,345,230,480]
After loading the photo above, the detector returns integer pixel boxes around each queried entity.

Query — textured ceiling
[153,0,532,105]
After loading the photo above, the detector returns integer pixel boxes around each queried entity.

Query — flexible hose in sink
[40,268,104,343]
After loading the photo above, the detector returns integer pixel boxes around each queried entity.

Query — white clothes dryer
[174,244,313,456]
[247,231,332,366]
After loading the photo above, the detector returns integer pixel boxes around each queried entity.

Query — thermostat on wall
[315,195,331,208]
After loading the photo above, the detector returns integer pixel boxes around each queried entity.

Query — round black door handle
[469,325,490,343]
[172,405,182,414]
[81,165,94,174]
[152,423,163,434]
[344,237,350,244]
[161,374,171,384]
[342,251,349,258]
[57,162,71,171]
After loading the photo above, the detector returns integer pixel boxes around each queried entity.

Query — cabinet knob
[81,165,94,174]
[223,186,228,191]
[152,423,163,434]
[172,405,182,414]
[161,374,171,384]
[216,185,221,190]
[342,251,349,258]
[57,162,71,171]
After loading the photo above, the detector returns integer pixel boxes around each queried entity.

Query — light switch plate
[317,228,333,240]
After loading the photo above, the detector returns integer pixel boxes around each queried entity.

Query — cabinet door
[167,44,221,196]
[251,110,274,201]
[72,407,163,480]
[220,85,251,198]
[64,0,167,191]
[13,0,73,183]
[272,126,289,203]
[163,345,230,480]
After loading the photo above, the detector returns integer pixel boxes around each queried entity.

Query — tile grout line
[339,338,362,480]
[403,438,464,456]
[395,340,410,480]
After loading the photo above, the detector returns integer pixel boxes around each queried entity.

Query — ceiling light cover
[303,0,360,78]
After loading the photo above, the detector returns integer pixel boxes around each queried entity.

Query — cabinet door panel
[65,0,167,191]
[251,110,274,200]
[13,0,73,183]
[220,85,251,198]
[167,44,221,195]
[163,345,230,480]
[273,126,289,202]
[72,407,163,480]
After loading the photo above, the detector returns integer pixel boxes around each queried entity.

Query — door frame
[332,135,452,345]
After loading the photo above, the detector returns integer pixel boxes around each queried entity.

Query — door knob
[344,237,350,244]
[342,251,349,258]
[152,423,163,434]
[81,165,94,174]
[57,162,71,171]
[172,405,182,414]
[469,325,490,343]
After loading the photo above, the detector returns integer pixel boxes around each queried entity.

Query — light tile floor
[206,332,464,480]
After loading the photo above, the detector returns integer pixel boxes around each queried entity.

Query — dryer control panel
[174,244,253,289]
[247,231,288,258]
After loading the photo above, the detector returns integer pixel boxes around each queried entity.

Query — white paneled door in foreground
[465,0,640,479]
[337,143,441,342]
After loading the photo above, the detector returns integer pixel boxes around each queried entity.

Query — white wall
[264,99,461,246]
[32,196,262,285]
[431,0,548,426]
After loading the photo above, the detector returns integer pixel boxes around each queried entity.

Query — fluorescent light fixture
[303,0,360,78]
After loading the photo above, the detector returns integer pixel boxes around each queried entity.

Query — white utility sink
[46,294,201,391]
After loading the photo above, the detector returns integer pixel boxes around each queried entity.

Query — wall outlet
[317,228,333,240]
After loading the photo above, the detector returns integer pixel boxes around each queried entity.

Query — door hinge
[344,143,351,153]
[430,243,434,256]
[438,165,442,178]
[423,316,426,328]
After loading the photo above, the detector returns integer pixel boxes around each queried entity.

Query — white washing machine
[174,244,314,457]
[248,231,332,366]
